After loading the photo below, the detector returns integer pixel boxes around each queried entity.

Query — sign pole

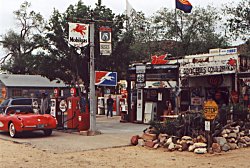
[89,22,96,132]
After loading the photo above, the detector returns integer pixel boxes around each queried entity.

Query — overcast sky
[0,0,243,57]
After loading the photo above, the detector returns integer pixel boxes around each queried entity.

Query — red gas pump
[66,88,81,129]
[66,88,90,131]
[50,88,64,129]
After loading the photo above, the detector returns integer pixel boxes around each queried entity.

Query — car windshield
[0,99,10,107]
[6,106,34,114]
[11,99,33,105]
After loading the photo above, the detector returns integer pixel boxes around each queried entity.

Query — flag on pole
[126,0,136,24]
[176,0,192,13]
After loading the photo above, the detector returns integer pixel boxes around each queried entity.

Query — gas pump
[66,88,80,129]
[50,88,64,129]
[66,88,90,131]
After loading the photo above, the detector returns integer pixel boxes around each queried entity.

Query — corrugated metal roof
[0,74,67,87]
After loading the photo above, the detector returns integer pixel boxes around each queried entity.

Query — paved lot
[0,115,147,153]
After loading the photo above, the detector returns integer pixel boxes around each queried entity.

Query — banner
[68,23,89,47]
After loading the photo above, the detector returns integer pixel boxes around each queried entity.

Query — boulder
[131,135,139,146]
[181,142,189,151]
[212,143,221,153]
[166,137,173,145]
[194,142,207,148]
[182,136,192,141]
[194,148,207,154]
[138,139,145,146]
[168,142,175,151]
[214,137,227,147]
[197,135,207,143]
[221,143,231,152]
[228,143,238,150]
[228,132,237,139]
[142,133,157,141]
[188,145,196,152]
[145,141,155,148]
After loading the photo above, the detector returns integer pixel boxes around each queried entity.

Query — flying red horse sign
[68,23,89,47]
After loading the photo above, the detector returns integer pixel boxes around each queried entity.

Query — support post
[89,22,96,132]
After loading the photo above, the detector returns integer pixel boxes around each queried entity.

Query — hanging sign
[99,27,112,55]
[95,71,117,86]
[68,23,89,47]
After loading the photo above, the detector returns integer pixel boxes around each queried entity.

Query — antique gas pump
[50,88,64,129]
[66,88,81,129]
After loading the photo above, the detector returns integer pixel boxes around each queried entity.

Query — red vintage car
[0,106,57,138]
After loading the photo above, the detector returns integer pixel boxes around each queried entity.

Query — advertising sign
[68,23,89,47]
[95,71,117,86]
[100,43,112,55]
[180,55,238,77]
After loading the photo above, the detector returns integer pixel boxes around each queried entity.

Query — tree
[0,1,46,74]
[224,0,250,41]
[151,6,229,56]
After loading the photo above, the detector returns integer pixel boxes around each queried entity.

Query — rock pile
[131,124,250,154]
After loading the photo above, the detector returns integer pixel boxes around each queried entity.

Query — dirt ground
[1,139,250,168]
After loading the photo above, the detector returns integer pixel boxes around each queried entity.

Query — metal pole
[89,22,96,132]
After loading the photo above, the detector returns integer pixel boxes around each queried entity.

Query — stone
[194,148,207,154]
[237,142,246,148]
[174,144,182,150]
[221,143,231,152]
[138,139,145,146]
[145,141,155,148]
[186,140,194,145]
[142,133,157,141]
[172,136,179,144]
[181,142,189,151]
[159,136,167,143]
[221,129,227,135]
[166,137,173,145]
[188,145,196,152]
[222,134,228,138]
[233,126,240,133]
[208,147,214,154]
[244,136,250,142]
[225,129,231,134]
[228,143,238,150]
[131,135,140,146]
[214,137,227,147]
[212,143,221,153]
[153,143,160,149]
[194,142,207,148]
[197,135,207,143]
[182,136,192,141]
[228,132,237,139]
[227,138,236,143]
[168,142,175,151]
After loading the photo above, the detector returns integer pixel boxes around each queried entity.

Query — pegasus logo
[151,54,169,64]
[71,24,87,36]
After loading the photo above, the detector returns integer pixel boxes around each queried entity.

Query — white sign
[205,121,211,131]
[180,55,238,77]
[100,43,112,55]
[68,23,89,47]
[136,65,146,73]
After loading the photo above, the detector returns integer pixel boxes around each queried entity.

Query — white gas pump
[136,89,143,122]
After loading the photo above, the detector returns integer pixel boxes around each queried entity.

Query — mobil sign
[95,71,117,86]
[68,22,89,47]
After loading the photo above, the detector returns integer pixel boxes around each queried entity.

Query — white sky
[0,0,243,57]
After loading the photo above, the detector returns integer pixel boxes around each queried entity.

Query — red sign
[151,54,169,64]
[54,88,59,98]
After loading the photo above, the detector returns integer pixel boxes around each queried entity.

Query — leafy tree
[151,6,229,56]
[0,1,46,74]
[224,0,250,41]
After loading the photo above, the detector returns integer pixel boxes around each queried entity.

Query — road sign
[99,27,112,43]
[203,100,218,120]
[100,43,112,55]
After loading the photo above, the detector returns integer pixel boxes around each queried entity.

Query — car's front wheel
[9,122,18,138]
[44,129,52,136]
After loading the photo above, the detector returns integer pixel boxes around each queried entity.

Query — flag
[176,0,192,13]
[126,0,136,24]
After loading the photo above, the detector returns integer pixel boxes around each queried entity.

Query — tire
[9,122,17,138]
[44,129,52,136]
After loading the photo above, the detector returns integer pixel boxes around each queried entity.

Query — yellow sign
[203,100,218,120]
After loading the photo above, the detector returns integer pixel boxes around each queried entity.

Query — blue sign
[95,71,117,86]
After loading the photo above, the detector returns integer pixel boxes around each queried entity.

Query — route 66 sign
[99,27,111,43]
[136,73,145,83]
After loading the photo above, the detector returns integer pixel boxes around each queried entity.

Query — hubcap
[9,123,15,137]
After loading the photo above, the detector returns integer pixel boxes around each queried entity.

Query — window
[12,89,22,97]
